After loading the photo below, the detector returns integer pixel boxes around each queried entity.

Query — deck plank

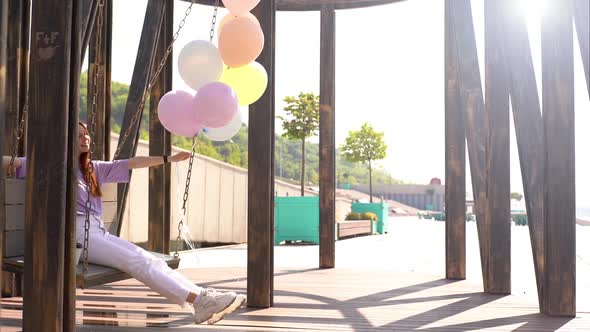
[1,267,588,331]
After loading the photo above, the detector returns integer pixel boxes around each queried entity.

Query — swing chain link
[174,137,198,258]
[113,2,195,161]
[209,0,220,42]
[83,0,106,272]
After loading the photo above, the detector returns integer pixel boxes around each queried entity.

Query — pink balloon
[193,82,238,128]
[157,90,202,137]
[218,16,264,68]
[221,0,260,16]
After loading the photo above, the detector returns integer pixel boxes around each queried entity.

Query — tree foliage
[80,75,400,188]
[340,123,387,165]
[511,192,523,201]
[340,123,388,202]
[279,92,320,195]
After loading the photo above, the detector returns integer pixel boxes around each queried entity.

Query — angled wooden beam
[183,0,405,11]
[249,0,276,308]
[115,0,166,236]
[447,0,491,292]
[574,0,589,96]
[541,0,576,317]
[277,0,405,11]
[104,0,112,160]
[444,0,465,280]
[483,0,510,294]
[25,0,76,329]
[81,0,98,62]
[319,4,336,269]
[500,0,546,310]
[148,0,172,254]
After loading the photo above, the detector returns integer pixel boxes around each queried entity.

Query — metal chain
[83,0,106,272]
[174,137,198,258]
[209,0,220,42]
[173,1,217,257]
[6,102,27,177]
[113,2,195,160]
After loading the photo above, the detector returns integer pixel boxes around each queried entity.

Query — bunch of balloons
[158,0,267,142]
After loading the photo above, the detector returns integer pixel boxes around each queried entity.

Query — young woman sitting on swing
[1,121,246,325]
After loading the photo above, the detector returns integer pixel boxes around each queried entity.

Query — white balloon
[202,111,243,141]
[178,40,223,90]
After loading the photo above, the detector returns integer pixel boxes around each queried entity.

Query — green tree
[279,92,319,196]
[340,123,387,202]
[511,192,523,201]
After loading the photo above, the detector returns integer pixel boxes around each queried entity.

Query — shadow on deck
[1,267,587,331]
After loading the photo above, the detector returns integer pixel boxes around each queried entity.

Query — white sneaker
[192,288,246,325]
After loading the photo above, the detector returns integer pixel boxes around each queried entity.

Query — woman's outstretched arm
[127,151,191,170]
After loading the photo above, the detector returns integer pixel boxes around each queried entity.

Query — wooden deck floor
[1,267,589,331]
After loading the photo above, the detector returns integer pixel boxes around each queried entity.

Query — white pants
[76,215,201,306]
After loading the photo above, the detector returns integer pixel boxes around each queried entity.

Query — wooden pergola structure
[0,0,588,331]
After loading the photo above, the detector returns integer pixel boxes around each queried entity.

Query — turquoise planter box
[274,196,320,245]
[351,202,389,234]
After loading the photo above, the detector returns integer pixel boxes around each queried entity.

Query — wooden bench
[3,179,180,292]
[336,220,372,240]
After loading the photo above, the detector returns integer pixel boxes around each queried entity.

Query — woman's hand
[169,152,191,163]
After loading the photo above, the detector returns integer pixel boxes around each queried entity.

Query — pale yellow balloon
[220,61,268,106]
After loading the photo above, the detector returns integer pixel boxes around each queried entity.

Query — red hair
[78,122,102,197]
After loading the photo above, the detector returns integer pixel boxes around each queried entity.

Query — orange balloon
[218,13,259,34]
[218,17,264,68]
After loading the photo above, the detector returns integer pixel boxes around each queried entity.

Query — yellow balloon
[219,61,268,106]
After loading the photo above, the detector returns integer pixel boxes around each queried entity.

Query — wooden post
[483,0,510,294]
[84,0,112,161]
[249,0,275,308]
[64,1,82,330]
[542,0,576,317]
[574,0,589,96]
[448,0,491,292]
[88,0,108,160]
[1,0,26,295]
[500,0,546,310]
[4,0,29,157]
[18,0,30,157]
[24,0,75,329]
[115,0,166,236]
[0,0,8,304]
[319,5,336,269]
[444,0,466,280]
[148,0,172,253]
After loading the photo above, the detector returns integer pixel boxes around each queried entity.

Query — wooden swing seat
[3,253,180,289]
[3,179,180,290]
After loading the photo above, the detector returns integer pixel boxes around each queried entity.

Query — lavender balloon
[157,90,202,137]
[193,82,238,128]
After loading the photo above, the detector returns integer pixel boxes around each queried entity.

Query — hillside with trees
[79,72,404,187]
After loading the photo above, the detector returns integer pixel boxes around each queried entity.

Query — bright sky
[107,0,589,207]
